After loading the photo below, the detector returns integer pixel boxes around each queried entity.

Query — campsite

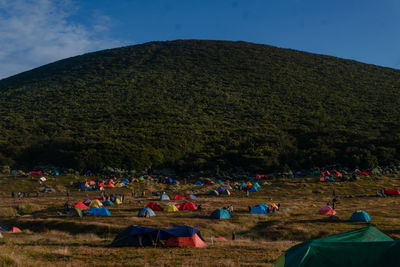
[1,170,400,266]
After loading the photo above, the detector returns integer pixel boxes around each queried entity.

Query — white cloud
[0,0,121,79]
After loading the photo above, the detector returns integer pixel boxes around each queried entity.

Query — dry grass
[0,174,399,266]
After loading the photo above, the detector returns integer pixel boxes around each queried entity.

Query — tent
[161,226,207,248]
[145,202,163,211]
[174,194,184,200]
[249,186,258,192]
[86,207,111,216]
[89,200,103,208]
[210,190,219,196]
[217,179,223,184]
[250,205,267,214]
[216,186,224,192]
[206,180,215,185]
[179,202,197,211]
[350,210,370,222]
[319,206,336,215]
[110,225,159,247]
[253,183,261,188]
[115,198,122,205]
[163,205,179,212]
[194,181,203,185]
[384,189,400,195]
[67,208,83,217]
[186,194,197,200]
[73,202,90,210]
[103,200,114,206]
[210,209,231,219]
[160,194,170,201]
[138,207,156,217]
[274,226,399,267]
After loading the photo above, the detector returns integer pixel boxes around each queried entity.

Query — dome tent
[138,207,156,217]
[210,209,231,219]
[350,210,370,222]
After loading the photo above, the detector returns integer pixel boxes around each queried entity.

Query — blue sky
[1,0,399,79]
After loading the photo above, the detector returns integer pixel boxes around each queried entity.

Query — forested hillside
[0,40,399,172]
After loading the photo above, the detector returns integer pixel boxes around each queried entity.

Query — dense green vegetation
[0,40,399,172]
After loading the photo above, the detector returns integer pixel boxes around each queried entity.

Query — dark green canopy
[275,226,400,267]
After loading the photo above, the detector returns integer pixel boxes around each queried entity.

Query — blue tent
[122,178,130,183]
[138,207,156,217]
[53,170,60,176]
[328,177,335,182]
[240,182,247,187]
[187,194,197,199]
[249,186,258,192]
[86,207,111,217]
[253,183,261,188]
[77,182,86,189]
[216,186,224,192]
[217,179,223,184]
[159,225,204,241]
[250,205,267,214]
[350,210,371,222]
[160,194,170,200]
[194,181,203,185]
[110,225,159,247]
[210,209,231,219]
[258,203,269,210]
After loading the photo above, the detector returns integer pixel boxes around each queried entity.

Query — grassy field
[0,174,400,266]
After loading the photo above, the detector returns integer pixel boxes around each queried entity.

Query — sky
[0,0,399,79]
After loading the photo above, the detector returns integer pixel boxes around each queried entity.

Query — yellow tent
[163,205,179,212]
[115,198,122,205]
[89,200,103,207]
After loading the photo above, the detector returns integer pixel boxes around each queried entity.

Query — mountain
[0,40,399,172]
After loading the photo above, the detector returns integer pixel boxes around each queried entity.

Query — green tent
[67,208,83,218]
[103,200,114,206]
[275,226,400,267]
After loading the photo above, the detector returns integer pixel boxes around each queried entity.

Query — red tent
[10,227,22,233]
[319,205,336,215]
[360,171,372,176]
[215,236,227,241]
[174,194,183,200]
[384,189,400,196]
[73,202,90,210]
[179,202,197,211]
[145,202,162,211]
[206,181,215,185]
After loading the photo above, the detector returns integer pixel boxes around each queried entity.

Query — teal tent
[350,210,370,222]
[210,209,231,219]
[275,226,399,267]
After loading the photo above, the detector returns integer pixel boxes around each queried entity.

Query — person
[248,205,251,212]
[332,202,335,210]
[232,232,236,240]
[64,201,70,211]
[229,205,233,214]
[326,201,330,206]
[277,203,280,210]
[132,189,135,197]
[145,211,150,218]
[66,189,70,197]
[142,191,146,197]
[272,206,276,213]
[11,192,15,199]
[197,205,202,211]
[246,190,249,198]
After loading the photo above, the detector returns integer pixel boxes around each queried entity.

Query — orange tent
[165,233,207,248]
